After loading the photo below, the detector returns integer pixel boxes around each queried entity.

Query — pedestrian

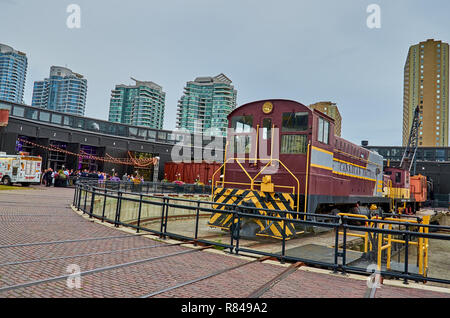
[110,173,120,182]
[45,168,53,187]
[41,169,48,186]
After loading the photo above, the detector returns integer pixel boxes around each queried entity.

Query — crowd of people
[41,168,145,187]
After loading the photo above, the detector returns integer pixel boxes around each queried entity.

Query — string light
[17,138,158,167]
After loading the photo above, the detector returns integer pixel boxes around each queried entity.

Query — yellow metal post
[223,141,228,186]
[377,224,382,270]
[254,125,259,164]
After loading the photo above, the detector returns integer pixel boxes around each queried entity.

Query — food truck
[0,152,42,186]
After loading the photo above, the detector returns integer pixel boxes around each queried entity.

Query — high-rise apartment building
[0,43,28,103]
[108,78,165,129]
[32,66,87,116]
[176,73,237,136]
[309,101,342,137]
[403,39,449,147]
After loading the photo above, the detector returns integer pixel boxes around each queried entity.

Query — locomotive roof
[228,99,336,123]
[228,99,311,119]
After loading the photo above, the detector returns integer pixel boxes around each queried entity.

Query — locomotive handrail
[338,213,370,253]
[210,157,301,212]
[333,148,383,169]
[371,215,430,276]
[215,181,296,194]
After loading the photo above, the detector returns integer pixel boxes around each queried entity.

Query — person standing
[46,168,54,187]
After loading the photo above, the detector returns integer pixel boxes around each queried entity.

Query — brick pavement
[0,185,449,298]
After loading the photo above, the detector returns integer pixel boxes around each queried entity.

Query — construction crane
[399,105,421,174]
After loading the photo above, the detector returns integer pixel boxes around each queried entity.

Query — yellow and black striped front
[208,187,298,240]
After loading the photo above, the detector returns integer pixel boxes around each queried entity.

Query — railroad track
[0,241,202,294]
[0,231,378,298]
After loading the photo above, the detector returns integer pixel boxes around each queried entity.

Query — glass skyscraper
[108,78,165,129]
[176,73,237,136]
[32,66,87,116]
[0,43,28,103]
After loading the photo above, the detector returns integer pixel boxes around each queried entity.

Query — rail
[73,181,450,286]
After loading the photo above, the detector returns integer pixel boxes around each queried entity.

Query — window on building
[39,111,50,122]
[51,114,62,124]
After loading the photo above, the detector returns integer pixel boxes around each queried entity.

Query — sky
[1,0,449,146]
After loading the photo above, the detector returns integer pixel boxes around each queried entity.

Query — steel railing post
[73,185,77,206]
[164,198,169,239]
[77,185,82,211]
[230,211,235,253]
[404,224,409,284]
[281,214,286,264]
[334,221,339,273]
[342,217,347,274]
[136,194,143,233]
[89,189,95,218]
[114,191,122,227]
[159,198,165,238]
[83,187,88,213]
[194,201,200,244]
[101,188,107,222]
[235,212,241,255]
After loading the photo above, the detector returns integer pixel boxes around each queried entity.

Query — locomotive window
[282,112,308,132]
[395,172,401,184]
[281,135,307,154]
[234,135,251,154]
[232,116,253,133]
[318,117,330,144]
[262,118,272,140]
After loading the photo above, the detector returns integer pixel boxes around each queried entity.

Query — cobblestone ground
[0,186,449,298]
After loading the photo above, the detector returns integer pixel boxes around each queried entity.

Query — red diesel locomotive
[209,99,390,239]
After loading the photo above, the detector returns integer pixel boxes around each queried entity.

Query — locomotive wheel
[231,221,260,240]
[330,208,341,223]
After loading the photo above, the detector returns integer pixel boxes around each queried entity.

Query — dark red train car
[164,161,221,185]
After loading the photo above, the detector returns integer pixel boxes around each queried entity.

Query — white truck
[0,152,42,186]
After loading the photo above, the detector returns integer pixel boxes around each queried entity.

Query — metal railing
[73,181,450,286]
[75,178,212,195]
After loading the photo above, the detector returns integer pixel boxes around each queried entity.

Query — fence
[73,178,212,195]
[73,181,450,286]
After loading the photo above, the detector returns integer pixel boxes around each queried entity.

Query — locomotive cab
[383,167,411,200]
